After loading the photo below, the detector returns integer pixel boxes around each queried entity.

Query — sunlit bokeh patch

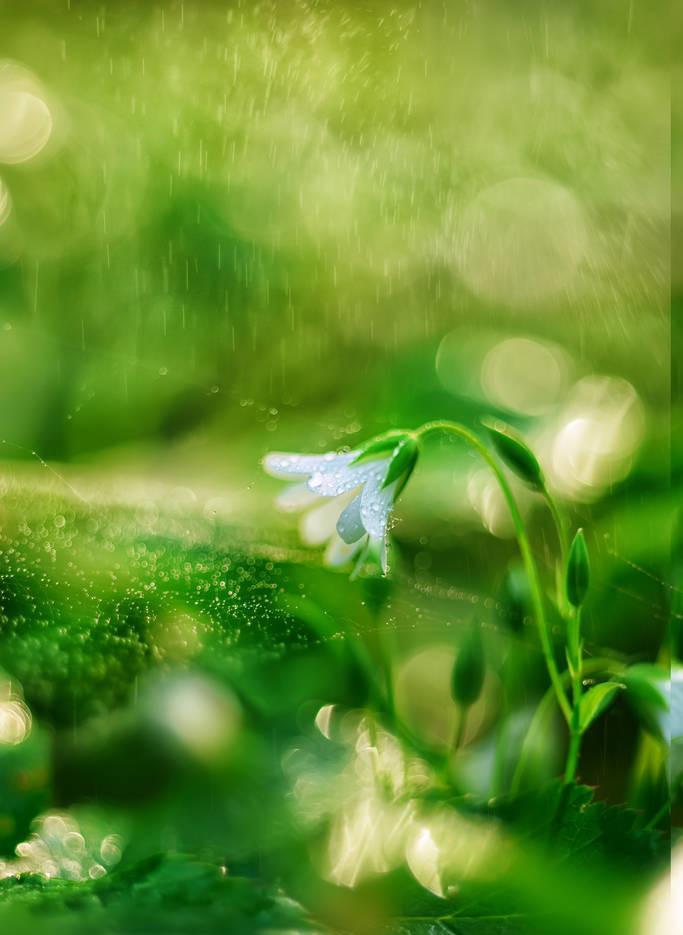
[0,63,52,165]
[145,673,241,761]
[314,702,337,740]
[326,793,416,888]
[405,808,502,899]
[0,811,122,881]
[480,337,573,417]
[289,709,510,897]
[0,178,10,227]
[640,842,683,934]
[321,718,431,887]
[0,675,31,746]
[467,466,533,539]
[452,177,588,307]
[549,375,645,501]
[395,644,498,749]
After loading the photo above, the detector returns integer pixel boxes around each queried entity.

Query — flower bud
[500,562,528,633]
[451,619,485,708]
[483,419,544,491]
[566,529,590,608]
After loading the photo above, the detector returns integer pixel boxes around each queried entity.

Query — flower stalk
[416,420,572,725]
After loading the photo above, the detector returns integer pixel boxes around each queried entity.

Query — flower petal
[378,535,389,574]
[336,494,366,544]
[360,470,397,540]
[324,534,366,567]
[263,450,358,481]
[364,534,390,574]
[308,456,389,498]
[275,482,320,513]
[300,493,354,546]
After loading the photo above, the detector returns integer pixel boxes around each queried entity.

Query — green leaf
[451,620,485,707]
[353,430,412,463]
[499,562,529,633]
[579,682,623,733]
[482,419,544,491]
[566,529,590,608]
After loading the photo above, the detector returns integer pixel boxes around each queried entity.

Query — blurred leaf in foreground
[0,853,324,935]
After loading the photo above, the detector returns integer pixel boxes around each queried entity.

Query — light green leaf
[353,430,412,463]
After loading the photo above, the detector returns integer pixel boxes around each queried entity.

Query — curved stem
[451,705,468,753]
[543,488,570,568]
[543,488,570,616]
[563,606,584,781]
[417,421,571,724]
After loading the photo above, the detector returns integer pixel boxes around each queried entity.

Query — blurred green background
[0,1,676,933]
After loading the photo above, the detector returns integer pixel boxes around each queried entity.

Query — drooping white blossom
[263,434,418,575]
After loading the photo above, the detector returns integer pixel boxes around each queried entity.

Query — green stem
[644,797,671,831]
[440,704,468,784]
[543,488,570,567]
[382,635,395,718]
[490,710,509,796]
[543,486,585,784]
[564,723,582,784]
[563,607,584,782]
[417,421,571,724]
[542,488,570,615]
[451,705,468,753]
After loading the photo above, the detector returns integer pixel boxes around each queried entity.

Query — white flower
[263,434,418,575]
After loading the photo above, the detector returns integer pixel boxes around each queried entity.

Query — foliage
[0,854,321,935]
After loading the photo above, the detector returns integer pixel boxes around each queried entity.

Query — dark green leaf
[451,620,485,707]
[499,563,529,633]
[482,420,544,491]
[383,436,419,489]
